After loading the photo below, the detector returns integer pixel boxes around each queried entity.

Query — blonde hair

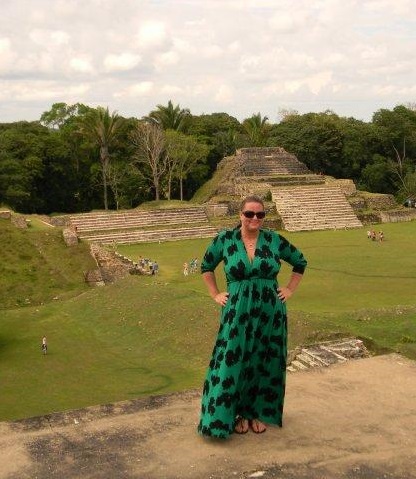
[235,195,265,229]
[240,195,264,211]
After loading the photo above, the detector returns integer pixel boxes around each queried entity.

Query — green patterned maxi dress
[198,228,307,438]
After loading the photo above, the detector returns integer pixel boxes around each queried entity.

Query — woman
[198,195,307,438]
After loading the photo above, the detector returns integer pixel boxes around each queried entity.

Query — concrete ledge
[1,354,415,479]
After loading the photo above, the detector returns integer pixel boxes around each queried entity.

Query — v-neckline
[241,230,261,265]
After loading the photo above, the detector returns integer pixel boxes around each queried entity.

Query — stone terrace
[79,225,218,245]
[70,207,218,244]
[272,185,363,231]
[236,148,325,186]
[230,147,363,231]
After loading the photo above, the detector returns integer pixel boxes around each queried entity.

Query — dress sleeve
[201,231,225,273]
[278,234,307,274]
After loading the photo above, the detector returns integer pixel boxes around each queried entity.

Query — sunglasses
[242,210,266,219]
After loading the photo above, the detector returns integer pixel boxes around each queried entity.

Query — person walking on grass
[41,336,48,355]
[198,195,307,438]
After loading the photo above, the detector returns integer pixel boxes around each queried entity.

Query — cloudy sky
[1,0,415,123]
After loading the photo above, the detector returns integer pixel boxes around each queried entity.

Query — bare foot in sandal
[250,419,267,434]
[234,417,249,434]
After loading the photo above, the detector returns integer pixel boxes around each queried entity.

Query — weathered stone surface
[88,243,148,283]
[11,215,28,228]
[380,209,416,223]
[287,338,369,372]
[62,228,78,246]
[365,193,397,210]
[204,203,229,217]
[325,178,357,196]
[0,210,11,219]
[84,269,105,286]
[1,354,415,479]
[49,215,70,227]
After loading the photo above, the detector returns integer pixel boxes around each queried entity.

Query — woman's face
[240,201,265,233]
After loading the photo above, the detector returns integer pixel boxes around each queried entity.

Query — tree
[165,131,209,200]
[242,113,270,146]
[79,107,125,210]
[130,122,168,201]
[358,155,392,193]
[40,102,88,130]
[0,122,47,212]
[145,100,190,132]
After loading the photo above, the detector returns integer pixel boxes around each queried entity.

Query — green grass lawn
[1,220,415,421]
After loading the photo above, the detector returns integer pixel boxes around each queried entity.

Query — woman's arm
[277,272,303,303]
[202,271,229,306]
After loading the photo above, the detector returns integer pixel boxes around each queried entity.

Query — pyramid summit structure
[217,147,363,232]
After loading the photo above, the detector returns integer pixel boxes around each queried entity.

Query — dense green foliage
[1,220,415,420]
[1,103,416,214]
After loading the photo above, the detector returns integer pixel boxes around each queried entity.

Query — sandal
[250,419,267,434]
[234,416,249,434]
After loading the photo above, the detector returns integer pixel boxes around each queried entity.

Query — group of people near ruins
[183,258,199,276]
[367,230,384,242]
[138,256,159,275]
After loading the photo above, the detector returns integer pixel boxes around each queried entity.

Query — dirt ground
[1,354,415,479]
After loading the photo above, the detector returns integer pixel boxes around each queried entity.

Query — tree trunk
[154,177,160,201]
[102,164,108,210]
[101,148,109,210]
[180,177,183,201]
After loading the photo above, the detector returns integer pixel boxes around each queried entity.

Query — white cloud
[29,29,70,47]
[0,81,89,102]
[160,84,183,95]
[114,81,154,98]
[154,51,179,70]
[1,0,416,122]
[214,84,234,103]
[0,37,16,71]
[70,57,94,74]
[202,45,223,58]
[269,12,299,33]
[104,53,142,72]
[137,21,167,48]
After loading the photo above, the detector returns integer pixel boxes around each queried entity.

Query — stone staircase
[69,207,218,244]
[69,207,209,232]
[287,338,369,372]
[272,185,363,231]
[238,147,312,176]
[78,225,218,245]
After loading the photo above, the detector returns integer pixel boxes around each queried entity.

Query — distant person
[197,195,307,438]
[41,336,47,355]
[153,261,159,274]
[183,262,189,276]
[379,231,384,242]
[367,230,371,239]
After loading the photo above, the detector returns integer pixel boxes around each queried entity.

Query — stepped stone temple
[66,147,365,246]
[69,207,217,245]
[214,147,363,232]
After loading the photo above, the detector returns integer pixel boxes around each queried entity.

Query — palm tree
[145,100,190,132]
[243,113,270,146]
[79,107,125,210]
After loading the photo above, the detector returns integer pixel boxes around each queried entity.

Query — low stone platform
[1,354,415,479]
[287,338,369,372]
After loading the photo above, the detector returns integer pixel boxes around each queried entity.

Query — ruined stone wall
[50,215,70,227]
[11,215,28,228]
[379,210,416,223]
[89,244,130,284]
[325,178,356,196]
[0,210,11,219]
[63,228,79,246]
[365,193,397,210]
